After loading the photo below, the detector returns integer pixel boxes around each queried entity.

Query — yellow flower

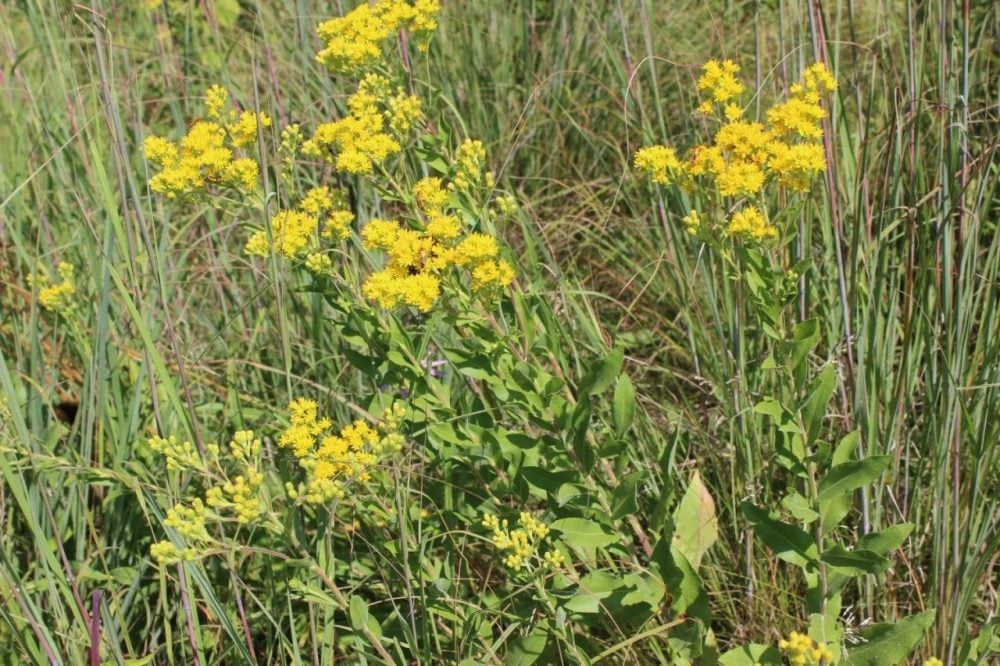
[471,260,515,291]
[778,631,834,666]
[361,219,401,251]
[635,145,682,184]
[142,135,178,166]
[228,110,272,147]
[244,210,318,258]
[33,262,77,314]
[454,233,499,266]
[205,84,228,119]
[413,177,449,211]
[728,206,777,241]
[277,399,407,504]
[697,59,745,104]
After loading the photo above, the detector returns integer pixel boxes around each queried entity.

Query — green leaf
[857,523,914,556]
[550,518,617,549]
[565,571,622,613]
[579,347,624,396]
[781,492,820,523]
[845,609,936,666]
[672,471,718,570]
[740,502,817,568]
[612,374,636,437]
[718,644,782,666]
[820,544,891,574]
[789,319,820,387]
[569,400,595,472]
[818,456,889,503]
[659,546,710,622]
[505,629,549,666]
[611,471,643,520]
[801,364,836,445]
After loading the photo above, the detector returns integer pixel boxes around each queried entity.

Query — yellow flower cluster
[244,186,354,261]
[316,0,440,74]
[923,659,944,666]
[360,174,514,311]
[151,499,211,564]
[634,145,681,185]
[304,74,421,175]
[149,430,271,565]
[451,139,495,192]
[149,434,201,472]
[696,58,745,110]
[482,512,566,572]
[144,85,269,198]
[31,262,76,314]
[635,60,836,243]
[205,431,265,524]
[778,631,835,666]
[727,206,776,241]
[278,399,406,505]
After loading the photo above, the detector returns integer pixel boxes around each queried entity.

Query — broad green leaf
[612,374,636,437]
[789,318,820,387]
[740,502,817,568]
[672,471,718,570]
[818,456,889,503]
[611,471,643,520]
[579,347,624,396]
[845,609,936,666]
[550,518,616,549]
[831,430,860,466]
[781,492,820,523]
[620,573,665,608]
[505,629,549,666]
[801,364,836,445]
[565,571,622,613]
[857,523,914,556]
[821,544,890,574]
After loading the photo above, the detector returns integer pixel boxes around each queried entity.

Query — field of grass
[1,0,997,664]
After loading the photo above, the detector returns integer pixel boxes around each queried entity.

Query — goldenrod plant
[2,1,997,664]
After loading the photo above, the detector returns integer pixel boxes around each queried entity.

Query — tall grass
[0,0,996,663]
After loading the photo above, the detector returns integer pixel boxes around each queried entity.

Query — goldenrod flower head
[228,110,272,147]
[389,93,422,135]
[778,631,834,666]
[452,139,488,191]
[454,233,499,266]
[32,262,77,314]
[482,511,565,574]
[716,160,765,196]
[149,434,201,472]
[277,398,407,504]
[471,260,515,291]
[305,252,334,275]
[728,206,776,241]
[634,145,682,184]
[323,210,354,241]
[413,177,449,211]
[697,59,745,104]
[316,0,441,75]
[143,135,178,166]
[245,210,318,258]
[205,84,228,120]
[361,218,401,251]
[682,210,702,235]
[425,212,460,240]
